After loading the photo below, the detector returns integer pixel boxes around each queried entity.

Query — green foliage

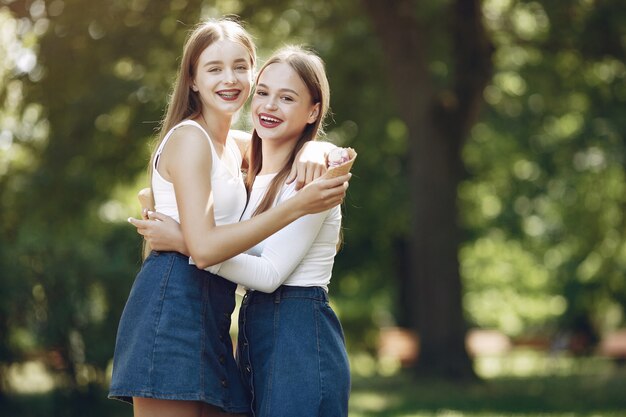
[236,0,410,348]
[0,0,202,388]
[460,0,626,340]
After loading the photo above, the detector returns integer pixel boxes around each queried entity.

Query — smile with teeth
[258,113,283,128]
[217,90,240,101]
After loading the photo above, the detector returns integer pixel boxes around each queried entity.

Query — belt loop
[274,287,282,304]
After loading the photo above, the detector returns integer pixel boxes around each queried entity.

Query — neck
[258,137,298,175]
[199,111,231,145]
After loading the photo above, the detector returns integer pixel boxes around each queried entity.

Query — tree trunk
[362,0,492,379]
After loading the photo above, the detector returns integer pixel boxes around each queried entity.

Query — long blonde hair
[246,46,330,216]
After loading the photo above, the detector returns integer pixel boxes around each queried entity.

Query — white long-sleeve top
[207,173,341,293]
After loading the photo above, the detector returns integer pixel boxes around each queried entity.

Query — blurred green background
[1,0,626,416]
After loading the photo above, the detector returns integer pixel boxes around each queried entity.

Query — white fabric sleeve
[213,209,329,293]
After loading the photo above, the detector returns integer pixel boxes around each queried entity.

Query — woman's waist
[243,285,328,305]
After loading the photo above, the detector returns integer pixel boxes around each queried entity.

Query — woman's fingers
[128,217,147,227]
[146,211,169,221]
[292,161,330,190]
[127,217,150,237]
[286,165,297,184]
[314,164,325,181]
[294,161,307,190]
[321,173,351,189]
[325,182,349,203]
[326,176,350,203]
[307,175,350,210]
[305,162,316,189]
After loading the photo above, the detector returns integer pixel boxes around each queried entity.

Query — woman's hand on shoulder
[292,173,351,215]
[287,141,337,190]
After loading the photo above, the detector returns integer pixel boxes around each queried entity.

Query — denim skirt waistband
[243,285,328,305]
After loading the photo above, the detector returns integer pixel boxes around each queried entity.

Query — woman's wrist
[282,194,307,221]
[177,238,190,256]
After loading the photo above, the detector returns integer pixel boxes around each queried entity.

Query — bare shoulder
[163,124,211,156]
[169,124,209,144]
[159,124,212,179]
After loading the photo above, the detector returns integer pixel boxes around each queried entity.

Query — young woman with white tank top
[132,46,352,417]
[108,21,349,417]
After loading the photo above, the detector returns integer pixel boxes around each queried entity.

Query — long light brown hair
[246,46,330,216]
[149,18,256,176]
[142,18,256,258]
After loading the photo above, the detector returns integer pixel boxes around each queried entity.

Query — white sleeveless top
[152,119,246,226]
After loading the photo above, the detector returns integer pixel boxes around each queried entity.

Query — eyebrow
[257,83,300,96]
[203,58,249,67]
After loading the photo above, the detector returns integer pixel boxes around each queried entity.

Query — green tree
[358,0,493,378]
[0,0,203,392]
[461,0,626,346]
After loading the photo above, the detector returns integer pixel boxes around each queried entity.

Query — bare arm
[147,125,349,269]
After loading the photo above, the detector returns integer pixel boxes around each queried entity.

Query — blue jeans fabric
[108,251,250,414]
[237,286,350,417]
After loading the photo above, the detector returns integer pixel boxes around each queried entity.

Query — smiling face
[192,39,253,116]
[251,62,320,146]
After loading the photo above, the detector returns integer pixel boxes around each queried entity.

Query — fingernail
[127,217,133,223]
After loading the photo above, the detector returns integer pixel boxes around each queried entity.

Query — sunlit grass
[473,349,615,378]
[3,351,626,417]
[349,370,626,417]
[349,352,626,417]
[5,361,54,393]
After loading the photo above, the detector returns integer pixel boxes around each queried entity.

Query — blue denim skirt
[237,286,350,417]
[109,251,250,414]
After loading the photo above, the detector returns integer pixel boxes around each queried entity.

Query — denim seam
[263,299,279,417]
[148,253,176,391]
[242,300,254,416]
[109,389,250,412]
[200,275,208,398]
[219,304,232,405]
[314,300,324,416]
[243,300,256,416]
